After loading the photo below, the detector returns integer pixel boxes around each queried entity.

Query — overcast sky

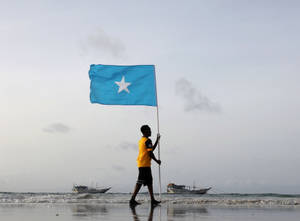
[1,0,300,193]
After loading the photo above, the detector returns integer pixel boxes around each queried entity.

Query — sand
[1,203,300,221]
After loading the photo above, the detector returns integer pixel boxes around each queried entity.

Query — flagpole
[154,66,162,199]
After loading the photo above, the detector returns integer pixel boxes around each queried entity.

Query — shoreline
[0,203,300,221]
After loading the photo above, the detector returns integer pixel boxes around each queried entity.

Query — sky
[1,0,300,193]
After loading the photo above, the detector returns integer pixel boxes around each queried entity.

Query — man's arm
[146,138,161,165]
[152,134,161,151]
[149,151,161,165]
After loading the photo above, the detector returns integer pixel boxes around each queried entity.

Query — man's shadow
[130,205,158,221]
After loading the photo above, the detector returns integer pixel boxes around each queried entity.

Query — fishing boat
[167,183,211,194]
[72,185,111,194]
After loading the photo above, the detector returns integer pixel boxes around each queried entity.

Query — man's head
[141,125,151,137]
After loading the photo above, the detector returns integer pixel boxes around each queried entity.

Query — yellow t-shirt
[137,137,153,167]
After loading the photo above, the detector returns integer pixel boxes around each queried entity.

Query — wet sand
[0,203,300,220]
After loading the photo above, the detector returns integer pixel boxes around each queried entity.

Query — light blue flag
[89,64,157,106]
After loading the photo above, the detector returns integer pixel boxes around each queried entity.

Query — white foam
[0,193,299,207]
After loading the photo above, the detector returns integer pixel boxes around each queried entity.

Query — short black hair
[140,125,150,134]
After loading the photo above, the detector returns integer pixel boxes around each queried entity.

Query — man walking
[129,125,161,206]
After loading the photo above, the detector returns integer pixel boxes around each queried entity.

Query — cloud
[112,165,126,171]
[80,29,126,58]
[175,78,221,113]
[43,123,71,134]
[117,142,137,151]
[105,142,137,151]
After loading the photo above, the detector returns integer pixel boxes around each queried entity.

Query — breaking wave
[0,192,299,207]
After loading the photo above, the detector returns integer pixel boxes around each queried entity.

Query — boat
[167,183,211,194]
[72,185,111,194]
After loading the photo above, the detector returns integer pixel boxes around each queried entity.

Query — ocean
[1,192,299,206]
[0,192,300,220]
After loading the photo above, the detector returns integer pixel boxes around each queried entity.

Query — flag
[89,64,157,106]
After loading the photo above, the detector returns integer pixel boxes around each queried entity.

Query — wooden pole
[154,66,162,199]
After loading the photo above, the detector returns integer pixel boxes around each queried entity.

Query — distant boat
[167,183,211,194]
[72,185,111,194]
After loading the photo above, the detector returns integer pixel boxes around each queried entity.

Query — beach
[2,1,300,219]
[1,203,300,221]
[0,193,300,220]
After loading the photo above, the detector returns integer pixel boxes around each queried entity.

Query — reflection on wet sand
[71,204,108,217]
[129,205,208,221]
[167,206,208,218]
[130,205,157,221]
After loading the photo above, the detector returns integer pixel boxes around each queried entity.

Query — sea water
[0,192,300,220]
[0,192,299,206]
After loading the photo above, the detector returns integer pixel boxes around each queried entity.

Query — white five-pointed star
[115,76,131,93]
